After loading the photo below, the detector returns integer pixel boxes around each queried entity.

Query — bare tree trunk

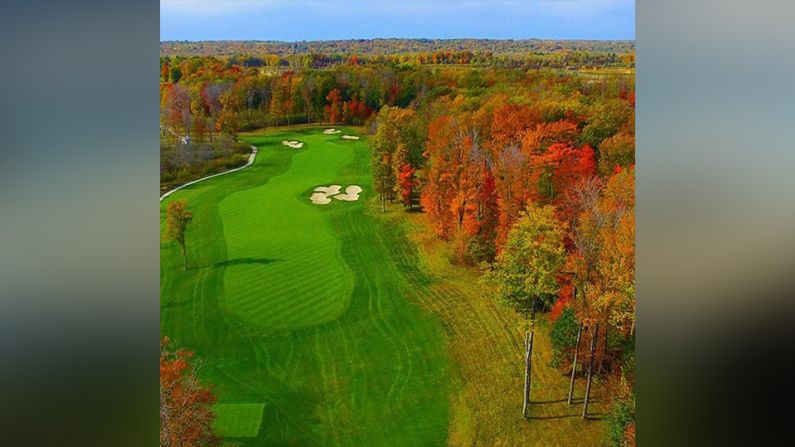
[522,330,534,418]
[568,323,583,404]
[582,323,599,419]
[598,320,609,374]
[181,243,188,270]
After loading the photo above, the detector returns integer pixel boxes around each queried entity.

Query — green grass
[160,126,452,446]
[213,403,266,438]
[161,125,608,446]
[394,209,609,446]
[219,131,357,328]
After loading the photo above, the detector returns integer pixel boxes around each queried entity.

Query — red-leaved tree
[160,338,218,447]
[398,163,417,208]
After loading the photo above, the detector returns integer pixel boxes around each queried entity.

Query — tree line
[161,38,634,58]
[365,63,635,444]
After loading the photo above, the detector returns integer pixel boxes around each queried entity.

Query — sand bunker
[310,185,342,204]
[310,184,362,205]
[341,135,360,140]
[323,128,341,134]
[310,192,332,205]
[333,185,363,201]
[282,140,304,149]
[314,185,342,196]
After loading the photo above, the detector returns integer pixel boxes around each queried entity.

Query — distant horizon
[161,1,635,41]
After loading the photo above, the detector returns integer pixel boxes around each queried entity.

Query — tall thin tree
[568,322,583,404]
[582,323,599,419]
[166,199,193,270]
[483,204,566,417]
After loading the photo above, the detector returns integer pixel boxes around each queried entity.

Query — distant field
[160,126,451,446]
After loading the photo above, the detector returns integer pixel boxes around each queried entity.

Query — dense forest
[160,44,635,445]
[162,38,634,57]
[161,38,635,69]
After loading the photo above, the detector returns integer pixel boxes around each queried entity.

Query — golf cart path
[160,146,257,202]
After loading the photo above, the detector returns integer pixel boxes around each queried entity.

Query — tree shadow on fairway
[526,412,605,420]
[584,413,606,420]
[526,414,581,420]
[205,257,281,269]
[530,398,569,405]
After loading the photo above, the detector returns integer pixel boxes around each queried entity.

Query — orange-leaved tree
[160,338,218,447]
[397,163,417,209]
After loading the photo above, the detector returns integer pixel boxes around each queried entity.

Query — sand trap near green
[220,133,356,328]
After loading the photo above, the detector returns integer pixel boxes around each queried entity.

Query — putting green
[160,127,452,446]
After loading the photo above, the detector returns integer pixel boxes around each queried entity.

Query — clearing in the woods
[160,126,605,446]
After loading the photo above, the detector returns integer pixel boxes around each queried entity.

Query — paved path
[159,146,257,202]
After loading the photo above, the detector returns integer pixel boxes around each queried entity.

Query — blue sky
[160,0,635,41]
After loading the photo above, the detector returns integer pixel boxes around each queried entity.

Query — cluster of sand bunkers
[310,184,363,205]
[282,129,359,150]
[324,128,360,140]
[281,140,304,149]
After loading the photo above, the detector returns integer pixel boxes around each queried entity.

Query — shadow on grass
[526,414,580,420]
[526,412,605,420]
[584,413,606,420]
[530,398,569,405]
[188,258,281,270]
[557,397,601,405]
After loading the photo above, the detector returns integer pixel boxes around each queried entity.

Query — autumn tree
[521,119,580,155]
[161,84,192,139]
[161,62,171,83]
[598,133,635,176]
[581,99,633,149]
[201,83,228,143]
[298,74,316,123]
[370,106,424,211]
[463,162,499,263]
[493,143,530,251]
[529,142,596,207]
[271,70,294,125]
[217,86,242,136]
[325,88,342,123]
[484,203,567,323]
[488,103,540,158]
[568,167,635,332]
[483,203,566,417]
[397,163,417,208]
[160,338,218,447]
[166,199,193,269]
[420,115,482,258]
[594,167,635,334]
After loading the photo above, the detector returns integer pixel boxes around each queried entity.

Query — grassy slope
[377,206,609,446]
[161,125,608,446]
[219,132,355,328]
[161,127,451,446]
